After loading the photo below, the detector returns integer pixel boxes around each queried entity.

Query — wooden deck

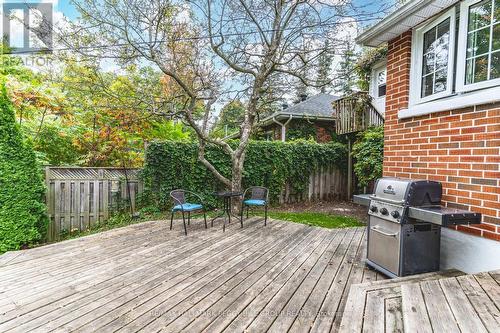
[0,217,385,332]
[339,268,500,332]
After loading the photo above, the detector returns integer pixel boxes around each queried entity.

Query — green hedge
[352,126,384,187]
[141,140,347,209]
[0,86,48,253]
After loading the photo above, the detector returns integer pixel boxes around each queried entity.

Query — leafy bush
[141,140,347,209]
[352,126,384,187]
[0,86,48,253]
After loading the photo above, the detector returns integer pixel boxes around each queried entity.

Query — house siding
[384,31,500,242]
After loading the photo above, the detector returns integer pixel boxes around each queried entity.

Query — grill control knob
[391,211,400,218]
[370,206,378,213]
[380,208,389,215]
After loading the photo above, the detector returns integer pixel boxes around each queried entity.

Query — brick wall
[315,123,333,143]
[384,31,500,241]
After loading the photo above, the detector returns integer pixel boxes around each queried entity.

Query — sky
[56,0,78,20]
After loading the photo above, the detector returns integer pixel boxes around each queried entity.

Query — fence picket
[92,180,99,225]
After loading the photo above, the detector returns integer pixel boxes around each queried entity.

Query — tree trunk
[231,157,244,213]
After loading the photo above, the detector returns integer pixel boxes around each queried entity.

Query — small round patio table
[211,191,243,232]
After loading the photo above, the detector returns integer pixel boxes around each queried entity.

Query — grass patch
[263,211,363,229]
[57,208,165,242]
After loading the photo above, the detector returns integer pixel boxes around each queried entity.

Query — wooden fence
[279,166,347,203]
[45,167,142,241]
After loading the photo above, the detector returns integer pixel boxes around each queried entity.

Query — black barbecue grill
[354,178,481,278]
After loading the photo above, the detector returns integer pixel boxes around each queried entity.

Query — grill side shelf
[353,194,371,207]
[408,206,482,226]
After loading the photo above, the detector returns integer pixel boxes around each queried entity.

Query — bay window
[402,0,500,118]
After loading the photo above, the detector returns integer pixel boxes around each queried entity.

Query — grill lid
[372,178,442,206]
[372,178,412,203]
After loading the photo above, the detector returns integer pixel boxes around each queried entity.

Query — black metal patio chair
[240,186,269,227]
[170,189,207,235]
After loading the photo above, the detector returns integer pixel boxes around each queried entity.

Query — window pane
[469,0,493,31]
[493,23,500,51]
[491,51,500,79]
[420,17,450,98]
[466,55,489,84]
[435,69,447,93]
[495,0,500,22]
[437,18,450,40]
[377,70,386,85]
[435,45,449,70]
[378,84,386,97]
[423,27,437,52]
[422,74,434,97]
[467,27,491,58]
[423,52,435,75]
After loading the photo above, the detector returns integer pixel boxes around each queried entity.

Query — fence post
[347,138,353,200]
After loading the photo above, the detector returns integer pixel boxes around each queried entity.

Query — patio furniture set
[169,186,269,235]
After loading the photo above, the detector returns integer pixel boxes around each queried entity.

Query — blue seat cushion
[244,199,266,206]
[172,203,203,211]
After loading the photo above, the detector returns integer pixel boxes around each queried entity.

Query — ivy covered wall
[259,119,336,143]
[141,140,347,209]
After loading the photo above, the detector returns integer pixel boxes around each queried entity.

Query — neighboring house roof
[258,93,341,127]
[357,0,459,47]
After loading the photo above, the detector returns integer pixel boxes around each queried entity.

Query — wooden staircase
[338,269,500,332]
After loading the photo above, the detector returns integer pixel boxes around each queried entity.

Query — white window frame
[456,0,500,92]
[409,8,456,106]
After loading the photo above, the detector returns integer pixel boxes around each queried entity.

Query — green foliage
[286,120,318,141]
[142,120,190,142]
[141,140,347,209]
[0,86,48,253]
[355,46,388,91]
[316,40,334,93]
[2,57,193,168]
[213,101,245,137]
[260,211,362,229]
[334,39,358,94]
[352,126,384,187]
[32,124,80,165]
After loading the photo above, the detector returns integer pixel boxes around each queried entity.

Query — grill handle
[369,195,405,205]
[370,226,399,237]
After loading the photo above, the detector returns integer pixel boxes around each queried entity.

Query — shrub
[0,86,48,253]
[141,140,347,209]
[352,126,384,187]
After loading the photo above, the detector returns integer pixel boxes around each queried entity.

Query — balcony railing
[333,92,384,135]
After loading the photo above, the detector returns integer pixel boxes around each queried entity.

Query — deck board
[339,267,500,333]
[0,218,385,332]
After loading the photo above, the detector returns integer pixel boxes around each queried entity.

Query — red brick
[456,225,482,237]
[474,223,498,232]
[483,231,500,241]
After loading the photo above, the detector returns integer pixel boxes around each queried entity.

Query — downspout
[272,115,293,142]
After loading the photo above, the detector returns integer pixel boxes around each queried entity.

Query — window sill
[398,85,500,119]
